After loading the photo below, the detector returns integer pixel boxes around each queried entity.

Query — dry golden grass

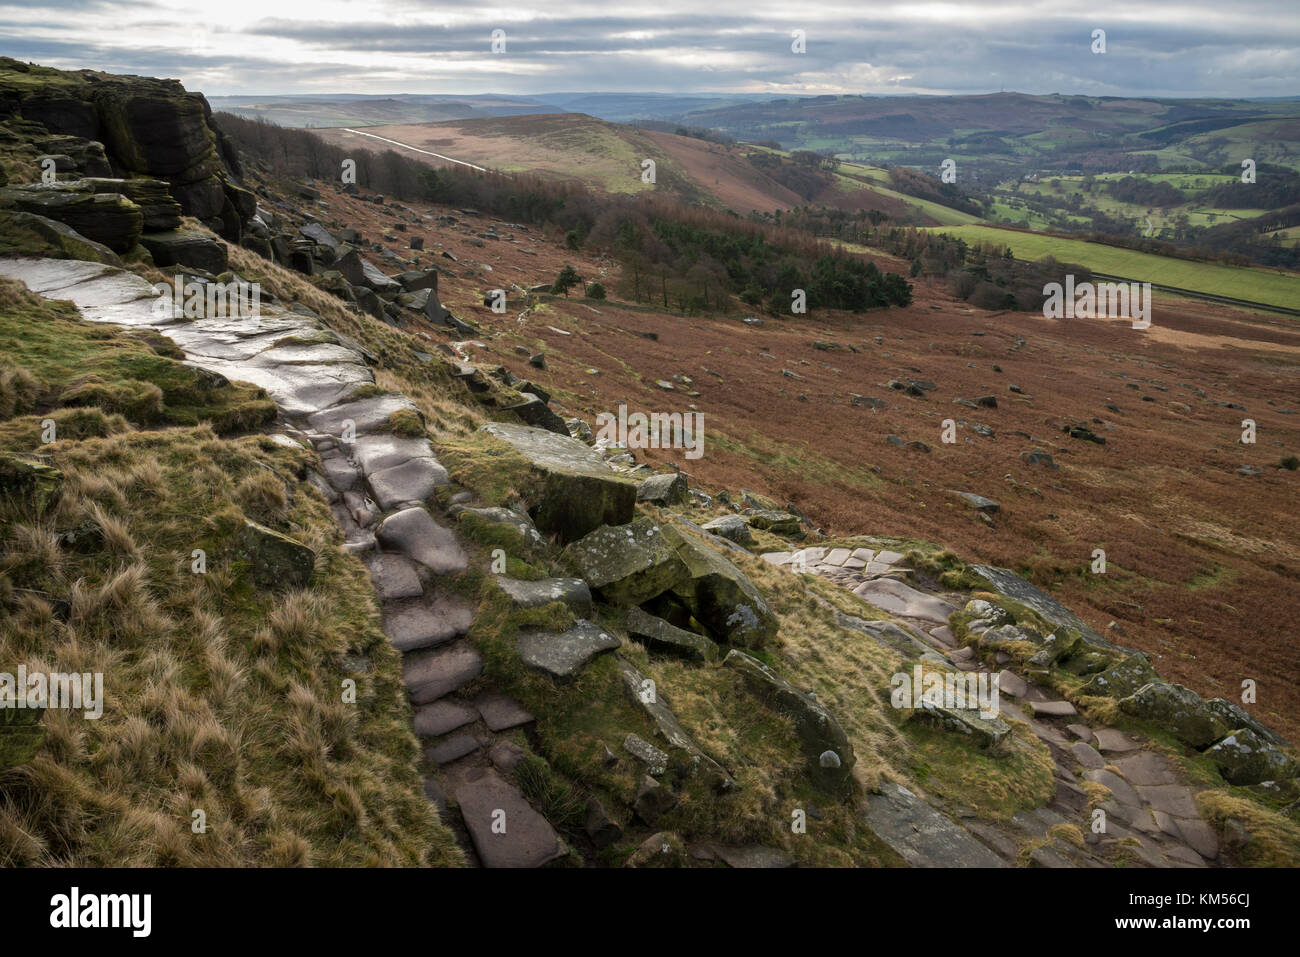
[0,282,464,866]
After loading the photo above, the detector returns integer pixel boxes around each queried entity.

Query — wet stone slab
[453,767,564,868]
[402,644,484,705]
[863,782,1007,868]
[382,595,476,652]
[375,507,467,574]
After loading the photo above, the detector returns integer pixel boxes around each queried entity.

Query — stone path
[0,258,561,868]
[763,543,1223,868]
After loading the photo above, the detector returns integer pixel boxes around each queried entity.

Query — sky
[1,0,1297,99]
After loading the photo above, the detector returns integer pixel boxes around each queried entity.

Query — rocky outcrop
[625,606,719,662]
[0,58,252,240]
[669,532,779,647]
[1205,729,1298,785]
[0,182,141,252]
[1119,682,1229,749]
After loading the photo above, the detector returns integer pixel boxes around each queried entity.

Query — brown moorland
[299,184,1300,744]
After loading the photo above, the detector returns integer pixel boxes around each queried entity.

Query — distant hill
[675,92,1300,176]
[312,113,977,223]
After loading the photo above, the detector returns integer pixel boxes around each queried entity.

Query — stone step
[413,700,479,737]
[363,551,425,600]
[403,644,484,705]
[452,767,565,868]
[426,731,484,765]
[375,507,468,574]
[382,594,475,652]
[474,693,535,732]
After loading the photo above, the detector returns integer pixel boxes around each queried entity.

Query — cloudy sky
[2,0,1297,98]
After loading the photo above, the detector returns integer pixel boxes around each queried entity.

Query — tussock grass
[1196,792,1300,867]
[0,279,462,867]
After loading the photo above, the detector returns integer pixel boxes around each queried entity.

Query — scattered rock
[637,471,688,506]
[239,519,314,588]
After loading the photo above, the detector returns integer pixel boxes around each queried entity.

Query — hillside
[312,113,978,223]
[679,92,1300,175]
[1,58,1299,873]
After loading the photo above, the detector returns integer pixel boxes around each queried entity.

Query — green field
[923,224,1300,310]
[835,161,981,226]
[1006,175,1266,232]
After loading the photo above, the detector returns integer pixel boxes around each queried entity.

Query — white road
[340,128,489,172]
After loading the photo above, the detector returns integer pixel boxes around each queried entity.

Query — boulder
[637,472,688,506]
[669,533,779,647]
[238,519,315,588]
[396,268,438,293]
[564,517,690,605]
[448,504,544,548]
[702,514,754,545]
[960,598,1011,634]
[330,244,365,285]
[299,222,337,248]
[967,564,1133,655]
[1021,448,1059,469]
[908,696,1011,749]
[1204,699,1290,749]
[624,733,670,775]
[952,491,1000,513]
[633,775,680,826]
[625,606,719,662]
[480,422,637,541]
[501,394,569,436]
[138,227,227,273]
[723,649,854,792]
[359,257,401,295]
[1119,683,1230,749]
[585,798,623,849]
[743,509,801,535]
[1204,729,1299,785]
